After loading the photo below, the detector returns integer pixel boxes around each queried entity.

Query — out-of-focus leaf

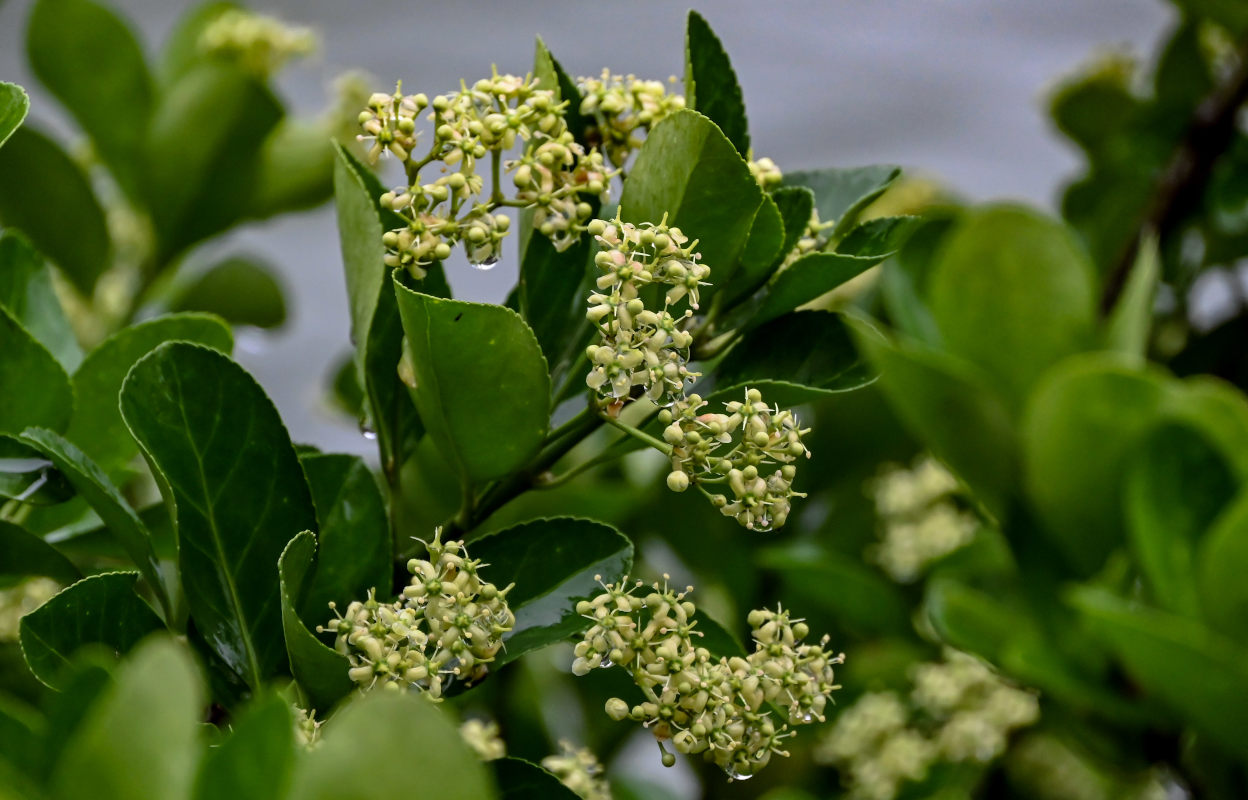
[0,519,79,584]
[192,693,295,800]
[171,258,287,329]
[760,545,910,636]
[491,758,579,800]
[747,251,886,329]
[0,231,81,371]
[0,82,28,149]
[783,165,901,238]
[684,10,749,155]
[157,1,237,84]
[1198,490,1248,644]
[1104,234,1159,361]
[246,120,335,219]
[0,436,73,506]
[277,532,353,712]
[0,307,72,435]
[837,215,922,258]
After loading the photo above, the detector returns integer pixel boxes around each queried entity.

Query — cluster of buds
[541,741,612,800]
[659,389,811,531]
[459,719,507,761]
[748,155,783,190]
[578,70,686,167]
[583,215,709,406]
[572,576,842,782]
[197,9,317,79]
[780,209,836,269]
[868,455,979,582]
[816,649,1039,800]
[293,706,323,749]
[319,530,515,699]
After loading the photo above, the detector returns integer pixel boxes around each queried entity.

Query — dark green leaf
[1169,0,1248,36]
[0,695,43,785]
[724,193,784,308]
[0,307,72,435]
[516,213,596,379]
[286,690,497,800]
[783,165,901,237]
[394,284,550,486]
[1125,423,1236,617]
[684,11,749,155]
[52,637,203,800]
[878,215,954,346]
[759,545,910,636]
[532,38,591,144]
[192,693,295,800]
[619,109,762,291]
[770,187,814,264]
[0,126,110,295]
[0,519,80,584]
[1198,490,1248,643]
[749,252,886,329]
[120,342,318,688]
[142,63,283,260]
[27,0,153,201]
[928,206,1097,409]
[469,517,633,665]
[492,758,579,800]
[0,230,81,371]
[837,216,922,258]
[40,656,113,783]
[0,82,28,149]
[0,435,73,506]
[67,312,232,472]
[171,257,287,329]
[18,428,170,617]
[18,572,164,690]
[299,453,391,618]
[278,532,353,711]
[326,351,364,422]
[246,120,335,219]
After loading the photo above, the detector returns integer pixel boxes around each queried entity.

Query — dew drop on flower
[359,422,377,440]
[468,255,500,271]
[723,766,753,782]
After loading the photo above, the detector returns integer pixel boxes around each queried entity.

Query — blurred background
[0,0,1174,455]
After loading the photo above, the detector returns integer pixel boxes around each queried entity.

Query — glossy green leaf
[725,193,785,308]
[469,517,633,665]
[121,343,318,688]
[852,319,1018,515]
[287,690,497,800]
[171,258,287,329]
[27,0,153,201]
[18,428,170,616]
[838,215,922,258]
[929,206,1098,409]
[142,63,283,260]
[1070,586,1248,758]
[0,435,73,505]
[0,519,80,584]
[246,120,335,219]
[684,11,749,155]
[67,312,232,472]
[278,532,353,711]
[1198,490,1248,643]
[783,165,900,237]
[516,214,596,378]
[770,186,814,262]
[0,127,110,295]
[619,109,762,289]
[19,572,164,690]
[750,251,886,329]
[0,231,81,371]
[192,693,295,800]
[1023,355,1169,575]
[492,758,579,800]
[53,637,203,800]
[299,453,391,618]
[532,37,591,145]
[0,307,72,435]
[1125,423,1236,617]
[394,283,550,485]
[0,82,28,150]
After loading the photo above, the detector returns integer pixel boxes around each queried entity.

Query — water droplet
[800,712,814,723]
[598,655,613,669]
[359,422,377,441]
[468,255,500,271]
[723,766,753,782]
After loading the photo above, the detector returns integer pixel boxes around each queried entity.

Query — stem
[490,150,504,205]
[537,446,625,489]
[602,414,673,456]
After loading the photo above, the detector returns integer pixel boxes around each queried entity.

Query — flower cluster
[578,70,686,167]
[816,649,1039,800]
[868,455,978,582]
[748,156,783,190]
[541,741,612,800]
[572,576,842,782]
[583,215,708,406]
[320,530,514,699]
[460,718,507,761]
[780,209,837,268]
[293,706,323,749]
[198,9,317,79]
[659,389,811,531]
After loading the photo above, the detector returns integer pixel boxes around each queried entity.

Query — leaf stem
[601,414,673,456]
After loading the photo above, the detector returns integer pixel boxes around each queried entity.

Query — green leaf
[724,193,785,308]
[1023,355,1169,575]
[749,251,886,329]
[715,311,875,404]
[837,216,923,258]
[769,186,814,263]
[469,517,633,665]
[171,258,287,329]
[142,63,283,260]
[157,2,236,84]
[277,532,353,711]
[516,215,596,379]
[1104,234,1159,361]
[619,109,762,291]
[0,519,80,584]
[1070,586,1248,759]
[19,572,164,690]
[684,11,749,155]
[928,206,1097,409]
[878,215,954,347]
[120,343,318,688]
[52,637,203,800]
[299,453,391,618]
[192,693,295,800]
[0,307,72,435]
[27,0,153,202]
[1169,0,1248,36]
[0,695,43,786]
[1198,490,1248,643]
[67,312,232,472]
[38,653,113,779]
[0,231,81,371]
[492,758,579,800]
[0,435,73,506]
[246,120,335,219]
[0,126,110,295]
[1125,423,1236,617]
[394,284,550,486]
[852,319,1018,515]
[18,428,170,617]
[0,82,28,150]
[532,38,591,144]
[783,165,900,237]
[286,690,497,800]
[759,545,910,636]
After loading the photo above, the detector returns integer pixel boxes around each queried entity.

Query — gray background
[0,0,1175,455]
